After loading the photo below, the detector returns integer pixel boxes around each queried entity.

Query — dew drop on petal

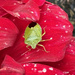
[63,25,66,28]
[44,13,46,15]
[31,68,34,70]
[31,11,34,14]
[56,16,58,18]
[23,64,26,67]
[26,64,29,66]
[4,42,8,45]
[60,35,63,38]
[50,37,53,40]
[44,20,47,22]
[42,68,47,73]
[55,74,58,75]
[34,68,37,72]
[69,25,71,27]
[56,24,58,26]
[26,57,29,59]
[49,67,53,71]
[65,31,68,33]
[14,3,17,5]
[34,64,37,67]
[13,12,20,17]
[0,26,1,28]
[13,19,15,21]
[5,28,7,30]
[47,8,50,11]
[38,70,42,73]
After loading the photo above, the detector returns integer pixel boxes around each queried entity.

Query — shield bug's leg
[26,45,31,52]
[21,45,31,56]
[38,44,49,53]
[42,27,46,37]
[40,39,51,42]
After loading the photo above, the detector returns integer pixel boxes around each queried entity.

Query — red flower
[0,0,74,75]
[2,0,73,63]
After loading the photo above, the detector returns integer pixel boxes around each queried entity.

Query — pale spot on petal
[42,68,47,73]
[49,67,53,71]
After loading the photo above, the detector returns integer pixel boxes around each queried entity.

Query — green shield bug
[23,22,50,54]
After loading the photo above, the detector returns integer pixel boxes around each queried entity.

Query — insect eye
[28,22,37,28]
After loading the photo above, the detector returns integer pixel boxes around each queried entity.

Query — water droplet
[34,68,37,72]
[59,12,61,14]
[26,57,29,59]
[0,26,1,28]
[56,16,58,18]
[69,44,72,47]
[56,24,58,26]
[60,35,63,38]
[71,50,74,52]
[31,11,34,14]
[34,64,37,67]
[63,25,66,28]
[69,25,71,27]
[4,42,8,45]
[55,74,58,75]
[14,3,17,5]
[13,19,15,21]
[5,28,7,30]
[23,64,26,67]
[26,17,31,20]
[44,20,47,22]
[62,15,66,19]
[38,70,42,73]
[44,13,46,15]
[42,68,47,73]
[26,64,29,66]
[65,31,68,33]
[60,9,63,11]
[31,68,34,70]
[47,8,50,11]
[13,12,20,17]
[49,67,53,71]
[50,37,53,40]
[63,71,69,74]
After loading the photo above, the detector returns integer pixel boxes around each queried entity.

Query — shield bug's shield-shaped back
[24,22,42,49]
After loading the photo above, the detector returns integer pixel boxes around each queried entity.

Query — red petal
[66,37,75,55]
[57,53,75,74]
[22,0,45,6]
[40,2,69,20]
[0,0,17,6]
[21,63,64,75]
[0,17,19,50]
[8,15,31,32]
[0,55,25,75]
[2,0,40,21]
